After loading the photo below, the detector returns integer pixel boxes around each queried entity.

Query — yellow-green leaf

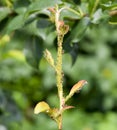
[0,35,10,46]
[34,101,50,114]
[4,50,25,62]
[69,80,88,96]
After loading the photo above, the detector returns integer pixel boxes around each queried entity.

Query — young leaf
[62,105,75,111]
[34,101,50,114]
[69,80,88,96]
[44,49,55,68]
[65,80,88,102]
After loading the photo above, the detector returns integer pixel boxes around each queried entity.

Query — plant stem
[55,5,64,130]
[56,34,64,110]
[56,34,63,129]
[58,114,62,130]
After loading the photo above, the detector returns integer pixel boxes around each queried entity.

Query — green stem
[55,4,64,111]
[56,34,64,110]
[55,5,65,130]
[58,114,62,130]
[65,94,71,103]
[56,25,63,130]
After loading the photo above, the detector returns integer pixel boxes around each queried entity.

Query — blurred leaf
[0,89,6,112]
[88,0,97,15]
[60,9,81,20]
[4,50,26,62]
[14,7,27,14]
[26,0,61,15]
[64,17,90,45]
[69,43,79,65]
[88,0,100,17]
[6,14,25,33]
[34,101,50,114]
[24,35,43,69]
[69,17,90,42]
[22,19,39,36]
[13,0,30,14]
[63,17,90,64]
[37,18,54,40]
[0,35,10,47]
[0,7,11,22]
[101,3,117,10]
[12,91,29,110]
[91,9,109,24]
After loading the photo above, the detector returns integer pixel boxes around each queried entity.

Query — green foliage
[0,0,117,130]
[25,36,43,69]
[0,7,11,22]
[0,0,116,67]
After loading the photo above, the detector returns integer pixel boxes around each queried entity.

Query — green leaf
[101,3,117,10]
[0,7,11,22]
[4,50,26,62]
[91,9,109,24]
[22,19,39,36]
[88,0,96,14]
[88,0,100,16]
[64,17,90,45]
[63,17,90,64]
[24,35,43,69]
[69,43,79,65]
[26,0,61,15]
[34,101,50,114]
[0,35,10,47]
[60,9,81,20]
[6,14,25,33]
[37,18,54,40]
[13,0,30,14]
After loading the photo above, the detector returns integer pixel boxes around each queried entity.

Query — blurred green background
[0,0,117,130]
